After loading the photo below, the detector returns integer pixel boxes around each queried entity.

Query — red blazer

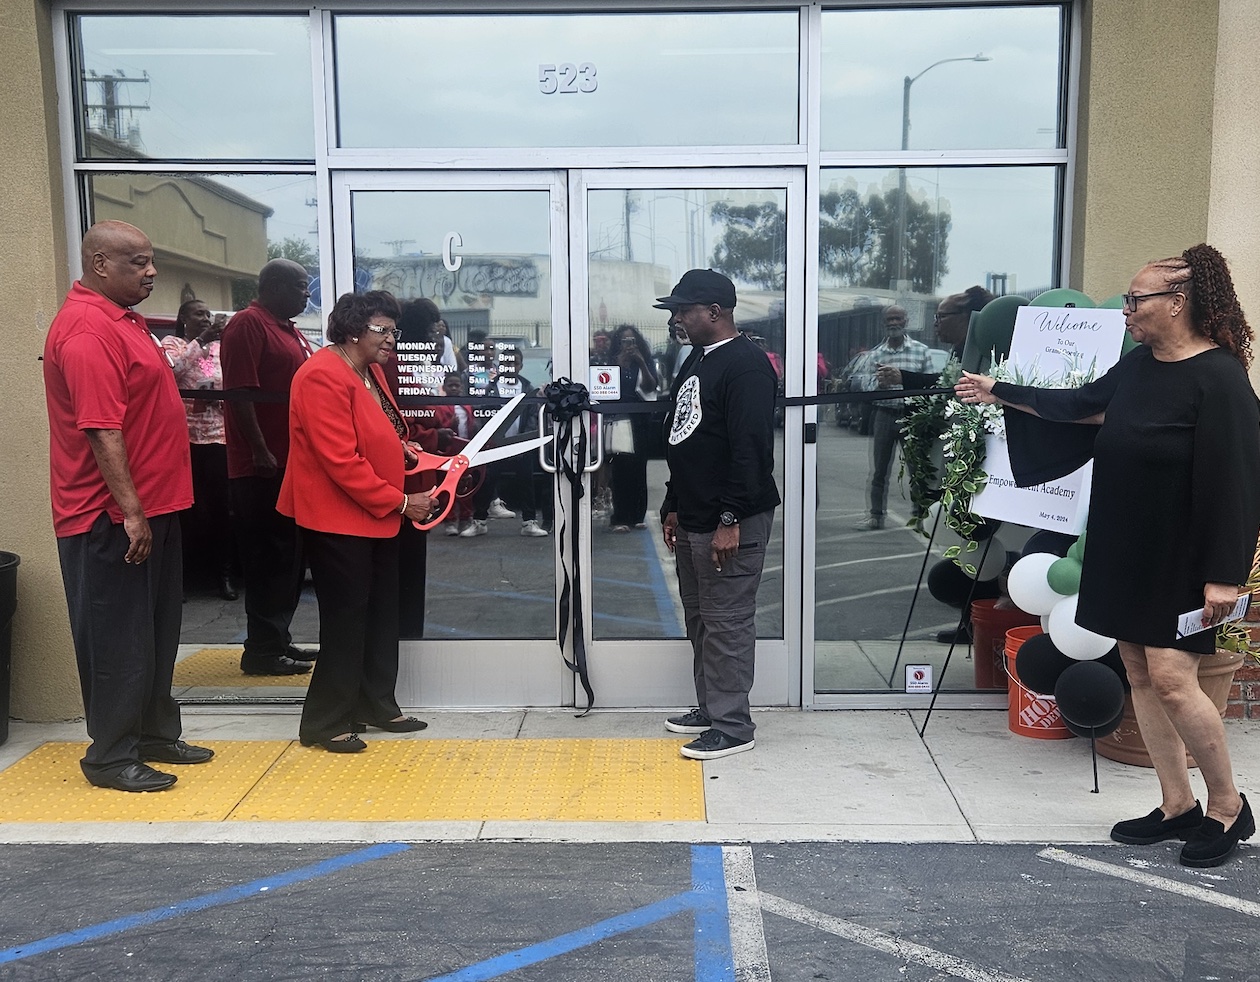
[278,347,406,538]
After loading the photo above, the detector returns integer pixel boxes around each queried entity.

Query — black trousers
[230,473,303,660]
[184,442,235,581]
[609,452,649,526]
[57,511,183,782]
[300,530,403,744]
[397,518,427,639]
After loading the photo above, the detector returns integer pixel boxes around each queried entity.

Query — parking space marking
[1039,847,1260,917]
[424,845,737,982]
[759,893,1032,982]
[0,842,410,966]
[722,846,772,982]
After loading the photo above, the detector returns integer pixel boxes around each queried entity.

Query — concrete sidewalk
[1,708,1257,847]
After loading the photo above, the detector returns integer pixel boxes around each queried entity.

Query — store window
[334,10,800,148]
[75,14,315,161]
[820,5,1065,151]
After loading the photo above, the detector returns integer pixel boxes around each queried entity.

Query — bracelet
[399,494,408,515]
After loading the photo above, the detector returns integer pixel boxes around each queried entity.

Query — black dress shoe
[1111,801,1203,844]
[140,740,215,765]
[1180,795,1255,867]
[300,734,367,753]
[352,716,428,733]
[218,575,239,601]
[936,625,972,644]
[93,762,178,793]
[286,645,317,663]
[240,653,312,676]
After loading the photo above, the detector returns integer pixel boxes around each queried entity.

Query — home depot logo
[1018,695,1062,729]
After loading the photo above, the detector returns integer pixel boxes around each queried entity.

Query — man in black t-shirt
[654,270,780,760]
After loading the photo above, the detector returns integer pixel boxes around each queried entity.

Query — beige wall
[1206,0,1260,386]
[1071,0,1220,300]
[0,1,80,721]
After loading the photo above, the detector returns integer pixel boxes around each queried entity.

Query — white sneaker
[459,519,488,537]
[487,498,515,519]
[444,521,462,536]
[520,519,549,537]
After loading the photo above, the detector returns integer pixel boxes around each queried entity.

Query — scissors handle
[410,454,471,531]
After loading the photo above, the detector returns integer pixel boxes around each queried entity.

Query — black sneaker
[240,653,312,676]
[1110,801,1203,844]
[679,729,754,760]
[1180,795,1255,867]
[665,709,712,734]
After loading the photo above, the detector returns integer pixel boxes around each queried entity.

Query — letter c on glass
[443,232,463,273]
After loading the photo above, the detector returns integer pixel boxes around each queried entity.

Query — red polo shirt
[220,300,312,478]
[43,282,193,537]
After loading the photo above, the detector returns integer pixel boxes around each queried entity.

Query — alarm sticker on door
[589,366,620,400]
[905,665,933,693]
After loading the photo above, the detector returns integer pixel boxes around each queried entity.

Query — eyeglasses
[1121,290,1182,312]
[933,311,961,324]
[365,325,402,340]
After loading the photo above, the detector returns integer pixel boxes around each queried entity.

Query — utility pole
[82,70,150,147]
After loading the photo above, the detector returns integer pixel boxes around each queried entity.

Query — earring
[351,337,359,343]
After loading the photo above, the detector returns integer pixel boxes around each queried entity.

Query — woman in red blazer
[278,291,434,753]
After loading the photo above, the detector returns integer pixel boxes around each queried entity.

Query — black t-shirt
[662,333,781,532]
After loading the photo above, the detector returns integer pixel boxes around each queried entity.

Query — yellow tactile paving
[0,739,705,823]
[229,738,704,822]
[0,742,288,822]
[173,648,311,688]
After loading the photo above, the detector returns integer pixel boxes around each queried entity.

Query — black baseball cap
[653,269,737,310]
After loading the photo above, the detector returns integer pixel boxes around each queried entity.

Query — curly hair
[326,290,402,344]
[1148,244,1252,368]
[942,285,996,315]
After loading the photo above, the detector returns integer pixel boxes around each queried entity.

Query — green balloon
[972,295,1029,361]
[1047,557,1082,596]
[1067,532,1086,561]
[1031,288,1095,308]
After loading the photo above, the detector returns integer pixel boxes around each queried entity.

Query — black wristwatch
[719,511,739,527]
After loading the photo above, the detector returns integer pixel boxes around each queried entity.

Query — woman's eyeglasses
[1121,290,1181,312]
[365,325,402,340]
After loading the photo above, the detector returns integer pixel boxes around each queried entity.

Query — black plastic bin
[0,552,18,747]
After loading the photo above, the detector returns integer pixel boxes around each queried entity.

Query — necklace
[335,344,373,389]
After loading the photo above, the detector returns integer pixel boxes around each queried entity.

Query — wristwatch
[718,511,739,527]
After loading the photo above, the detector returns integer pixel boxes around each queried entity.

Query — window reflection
[335,11,799,148]
[76,14,314,160]
[85,173,320,331]
[821,5,1064,151]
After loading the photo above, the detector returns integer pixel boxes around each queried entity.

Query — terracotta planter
[1096,648,1245,768]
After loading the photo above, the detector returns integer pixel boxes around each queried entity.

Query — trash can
[0,552,18,747]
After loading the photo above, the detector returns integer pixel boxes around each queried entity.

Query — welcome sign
[969,305,1127,533]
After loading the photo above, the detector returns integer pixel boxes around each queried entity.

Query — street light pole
[894,53,990,292]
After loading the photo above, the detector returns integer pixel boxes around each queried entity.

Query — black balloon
[1062,704,1124,739]
[1021,530,1076,559]
[1054,662,1126,728]
[1014,633,1074,696]
[927,559,972,608]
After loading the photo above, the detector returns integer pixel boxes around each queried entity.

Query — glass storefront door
[332,169,803,708]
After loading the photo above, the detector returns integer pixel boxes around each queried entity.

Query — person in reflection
[956,245,1260,867]
[165,300,239,602]
[607,324,660,532]
[43,220,213,792]
[221,259,317,676]
[655,269,780,760]
[852,305,934,531]
[279,291,434,753]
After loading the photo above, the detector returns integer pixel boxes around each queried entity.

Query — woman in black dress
[607,324,660,531]
[956,244,1260,867]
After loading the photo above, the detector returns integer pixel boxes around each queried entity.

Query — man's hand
[662,511,679,554]
[711,523,739,570]
[875,364,902,389]
[122,512,153,564]
[252,445,279,477]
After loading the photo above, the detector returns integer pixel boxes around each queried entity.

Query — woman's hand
[1202,582,1241,628]
[955,371,999,405]
[403,492,437,524]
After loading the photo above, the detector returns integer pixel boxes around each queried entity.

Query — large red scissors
[403,392,550,530]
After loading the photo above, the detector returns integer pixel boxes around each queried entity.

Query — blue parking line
[0,842,410,966]
[425,845,733,982]
[642,530,684,635]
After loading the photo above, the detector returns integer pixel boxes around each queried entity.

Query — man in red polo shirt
[44,220,214,792]
[221,259,317,676]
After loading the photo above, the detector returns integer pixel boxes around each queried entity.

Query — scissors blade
[457,392,528,462]
[468,434,551,467]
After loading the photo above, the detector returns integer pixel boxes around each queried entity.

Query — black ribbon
[543,378,595,715]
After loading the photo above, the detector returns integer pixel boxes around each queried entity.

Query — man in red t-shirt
[220,259,317,676]
[44,220,214,792]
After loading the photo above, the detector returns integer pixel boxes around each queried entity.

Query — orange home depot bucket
[970,599,1042,690]
[1004,626,1073,740]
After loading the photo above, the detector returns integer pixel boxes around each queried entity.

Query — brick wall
[1225,603,1260,721]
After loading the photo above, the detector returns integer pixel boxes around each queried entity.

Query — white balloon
[1040,613,1051,632]
[1006,553,1061,615]
[960,539,1006,581]
[1047,594,1114,660]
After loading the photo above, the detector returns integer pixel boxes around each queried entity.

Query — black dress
[994,345,1260,652]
